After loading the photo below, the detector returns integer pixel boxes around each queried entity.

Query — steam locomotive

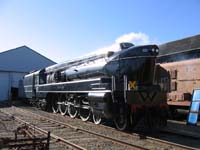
[23,43,168,130]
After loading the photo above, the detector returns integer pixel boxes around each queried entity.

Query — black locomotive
[23,43,168,130]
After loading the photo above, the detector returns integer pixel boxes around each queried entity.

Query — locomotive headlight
[151,48,159,53]
[151,48,155,52]
[155,49,159,53]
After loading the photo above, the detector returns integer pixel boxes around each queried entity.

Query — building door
[0,72,10,100]
[11,73,25,99]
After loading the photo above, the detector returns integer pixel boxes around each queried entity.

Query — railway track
[0,111,51,150]
[0,105,86,149]
[0,106,150,150]
[0,103,199,150]
[36,107,199,150]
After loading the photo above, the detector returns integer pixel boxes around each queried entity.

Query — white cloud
[88,32,153,56]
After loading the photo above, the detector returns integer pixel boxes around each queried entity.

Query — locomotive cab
[24,69,46,105]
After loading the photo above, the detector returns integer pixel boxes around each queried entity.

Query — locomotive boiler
[24,43,168,130]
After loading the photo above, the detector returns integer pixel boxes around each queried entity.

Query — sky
[0,0,200,63]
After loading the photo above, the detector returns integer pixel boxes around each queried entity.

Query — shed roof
[159,34,200,56]
[0,46,56,72]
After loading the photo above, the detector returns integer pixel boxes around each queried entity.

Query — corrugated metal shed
[0,46,56,100]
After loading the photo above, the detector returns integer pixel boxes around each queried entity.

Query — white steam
[89,32,152,55]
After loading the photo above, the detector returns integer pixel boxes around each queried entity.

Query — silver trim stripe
[24,85,33,87]
[123,75,127,103]
[25,91,32,92]
[37,78,101,87]
[120,56,156,60]
[37,90,111,93]
[92,88,106,90]
[112,76,116,91]
[110,56,155,62]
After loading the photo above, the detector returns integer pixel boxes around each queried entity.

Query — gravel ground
[0,112,17,133]
[0,111,75,150]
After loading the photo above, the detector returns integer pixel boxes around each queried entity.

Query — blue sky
[0,0,200,63]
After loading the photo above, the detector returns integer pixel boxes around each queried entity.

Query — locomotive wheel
[80,108,91,122]
[58,95,68,116]
[114,115,128,131]
[51,95,59,113]
[93,114,102,125]
[59,102,68,116]
[68,103,78,118]
[114,106,129,131]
